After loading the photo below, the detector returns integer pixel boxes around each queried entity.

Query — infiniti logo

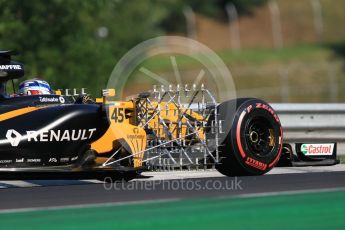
[6,129,22,147]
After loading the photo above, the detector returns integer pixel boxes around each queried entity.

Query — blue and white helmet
[19,79,53,95]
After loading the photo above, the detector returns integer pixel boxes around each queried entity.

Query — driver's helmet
[19,79,53,95]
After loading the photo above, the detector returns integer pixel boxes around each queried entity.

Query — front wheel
[213,98,283,176]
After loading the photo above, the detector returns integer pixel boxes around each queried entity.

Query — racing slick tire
[213,98,283,176]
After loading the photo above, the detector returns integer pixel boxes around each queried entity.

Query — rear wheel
[212,98,283,176]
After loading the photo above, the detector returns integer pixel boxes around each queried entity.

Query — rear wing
[0,50,24,82]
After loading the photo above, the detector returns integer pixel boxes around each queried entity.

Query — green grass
[219,44,331,64]
[1,190,345,230]
[140,44,331,72]
[338,155,345,164]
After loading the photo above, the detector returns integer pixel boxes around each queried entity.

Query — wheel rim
[245,116,275,157]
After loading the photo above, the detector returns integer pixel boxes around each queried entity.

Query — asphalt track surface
[0,165,344,211]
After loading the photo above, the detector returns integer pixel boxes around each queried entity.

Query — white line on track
[0,187,344,215]
[80,179,103,184]
[0,181,39,188]
[228,187,345,199]
[0,198,182,214]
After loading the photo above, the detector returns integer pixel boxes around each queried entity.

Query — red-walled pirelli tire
[214,98,283,176]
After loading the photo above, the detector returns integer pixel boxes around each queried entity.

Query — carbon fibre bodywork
[0,95,109,168]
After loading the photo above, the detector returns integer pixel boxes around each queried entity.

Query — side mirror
[0,51,25,82]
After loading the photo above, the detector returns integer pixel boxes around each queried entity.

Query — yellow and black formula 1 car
[0,51,285,180]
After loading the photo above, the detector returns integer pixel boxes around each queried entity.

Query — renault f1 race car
[0,51,336,180]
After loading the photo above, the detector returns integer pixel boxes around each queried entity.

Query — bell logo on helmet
[6,129,22,147]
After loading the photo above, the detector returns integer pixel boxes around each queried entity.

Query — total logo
[6,128,97,147]
[301,143,334,156]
